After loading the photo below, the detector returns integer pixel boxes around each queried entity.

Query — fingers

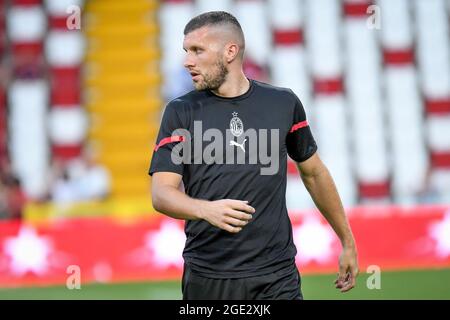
[224,216,249,228]
[339,273,356,293]
[335,270,357,293]
[340,265,358,292]
[335,263,347,289]
[215,199,256,233]
[221,212,251,233]
[334,273,344,289]
[338,263,346,280]
[225,209,253,221]
[222,224,242,234]
[227,200,256,214]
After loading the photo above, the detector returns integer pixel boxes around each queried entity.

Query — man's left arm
[296,152,359,293]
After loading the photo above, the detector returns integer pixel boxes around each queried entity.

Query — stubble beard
[193,59,229,91]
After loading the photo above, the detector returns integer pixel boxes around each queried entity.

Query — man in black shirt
[149,11,358,300]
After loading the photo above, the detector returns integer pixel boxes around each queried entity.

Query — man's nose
[183,55,195,69]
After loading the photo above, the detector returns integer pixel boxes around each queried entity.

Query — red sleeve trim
[154,135,185,152]
[289,120,309,133]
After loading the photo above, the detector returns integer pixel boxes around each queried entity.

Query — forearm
[151,172,254,233]
[152,184,205,221]
[300,166,355,249]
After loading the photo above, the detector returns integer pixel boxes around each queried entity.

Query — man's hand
[296,155,359,293]
[334,246,359,293]
[152,172,254,233]
[197,199,255,233]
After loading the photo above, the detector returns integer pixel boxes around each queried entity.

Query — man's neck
[211,72,250,98]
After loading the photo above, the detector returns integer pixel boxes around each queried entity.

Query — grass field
[1,268,449,300]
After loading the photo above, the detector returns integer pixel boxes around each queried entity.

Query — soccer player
[149,11,358,300]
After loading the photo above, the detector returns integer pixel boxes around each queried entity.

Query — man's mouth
[189,71,201,81]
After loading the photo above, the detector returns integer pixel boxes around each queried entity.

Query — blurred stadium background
[0,0,450,299]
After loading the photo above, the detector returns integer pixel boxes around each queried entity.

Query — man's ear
[225,43,240,63]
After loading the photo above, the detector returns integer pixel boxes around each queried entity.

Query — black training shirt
[149,79,317,278]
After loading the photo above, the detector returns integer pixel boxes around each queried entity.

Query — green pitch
[1,268,449,300]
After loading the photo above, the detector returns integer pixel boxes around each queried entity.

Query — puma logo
[229,138,247,153]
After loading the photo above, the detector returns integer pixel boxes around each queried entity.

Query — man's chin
[193,82,207,91]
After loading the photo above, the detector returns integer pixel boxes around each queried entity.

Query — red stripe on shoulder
[290,120,309,133]
[154,135,185,152]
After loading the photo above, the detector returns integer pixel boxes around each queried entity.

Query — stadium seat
[48,107,87,154]
[0,88,6,161]
[44,0,84,15]
[270,46,311,113]
[269,0,303,31]
[196,0,232,14]
[286,176,315,211]
[235,0,271,66]
[378,0,413,50]
[50,67,81,105]
[0,3,5,57]
[46,1,85,162]
[8,80,49,199]
[427,114,450,175]
[7,4,46,42]
[269,0,310,109]
[45,0,84,30]
[385,66,428,202]
[427,115,450,152]
[344,13,389,199]
[415,0,450,100]
[159,0,194,100]
[305,0,342,80]
[413,0,450,203]
[313,95,356,207]
[45,31,85,67]
[429,169,450,203]
[7,3,46,78]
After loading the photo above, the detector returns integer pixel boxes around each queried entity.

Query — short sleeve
[149,100,187,176]
[286,93,318,163]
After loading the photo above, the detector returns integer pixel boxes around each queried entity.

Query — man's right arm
[151,171,255,233]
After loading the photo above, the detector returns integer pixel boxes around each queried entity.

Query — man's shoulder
[252,80,298,105]
[252,80,297,100]
[162,90,208,120]
[168,89,209,107]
